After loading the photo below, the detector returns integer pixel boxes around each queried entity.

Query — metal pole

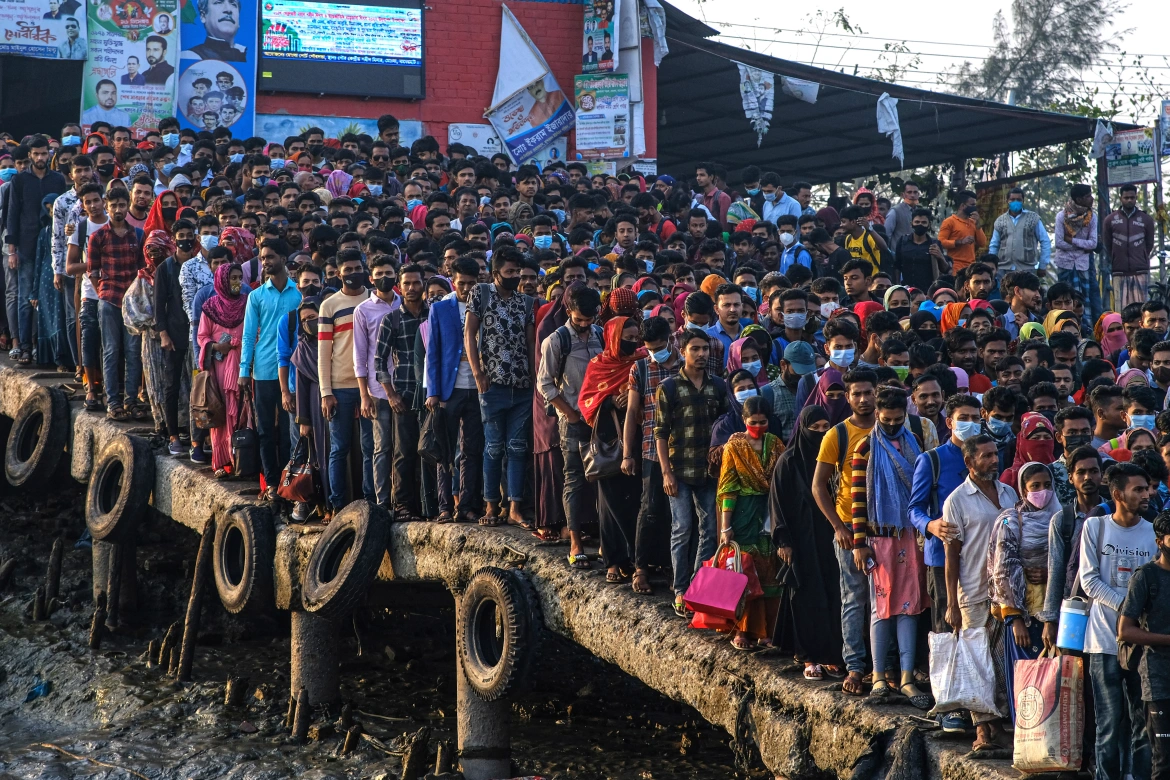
[455,592,511,780]
[1155,118,1166,283]
[1095,155,1112,312]
[289,610,340,707]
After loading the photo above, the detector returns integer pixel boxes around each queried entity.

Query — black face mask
[96,163,115,177]
[964,206,978,216]
[176,238,196,253]
[215,144,229,157]
[301,283,321,298]
[914,328,938,342]
[879,422,904,437]
[912,224,929,236]
[1062,433,1092,451]
[619,340,638,356]
[161,206,177,221]
[890,305,911,319]
[324,277,342,291]
[385,223,405,239]
[301,318,318,338]
[499,276,521,292]
[308,143,324,155]
[341,272,367,290]
[1038,409,1057,425]
[374,276,395,294]
[1153,367,1170,384]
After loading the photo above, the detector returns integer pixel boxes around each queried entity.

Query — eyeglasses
[372,155,389,162]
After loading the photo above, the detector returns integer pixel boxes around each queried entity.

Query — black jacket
[153,255,189,344]
[5,169,66,256]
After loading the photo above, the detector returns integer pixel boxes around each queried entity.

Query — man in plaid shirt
[654,328,728,615]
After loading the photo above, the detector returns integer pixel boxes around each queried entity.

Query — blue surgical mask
[162,133,180,148]
[551,208,566,225]
[62,135,81,147]
[180,143,193,156]
[763,192,776,202]
[953,420,982,441]
[829,347,855,367]
[254,176,270,187]
[1131,414,1156,431]
[986,417,1012,437]
[643,259,654,273]
[162,163,176,177]
[229,153,244,163]
[734,389,756,404]
[407,198,423,210]
[200,234,219,251]
[533,235,553,249]
[1008,201,1023,215]
[741,286,759,303]
[368,184,382,196]
[742,360,762,376]
[783,312,807,329]
[686,321,706,332]
[0,169,16,183]
[745,188,760,197]
[649,346,672,363]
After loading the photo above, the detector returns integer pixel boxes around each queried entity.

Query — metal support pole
[92,539,112,604]
[455,593,511,780]
[289,610,340,707]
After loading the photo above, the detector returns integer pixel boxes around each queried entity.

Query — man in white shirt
[1079,461,1155,780]
[942,434,1018,753]
[64,182,107,410]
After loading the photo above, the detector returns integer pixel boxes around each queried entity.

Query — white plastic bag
[927,628,1001,717]
[122,276,154,336]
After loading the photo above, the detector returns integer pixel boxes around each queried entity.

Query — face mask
[221,189,233,198]
[62,134,82,147]
[1131,414,1156,431]
[1027,489,1054,509]
[162,133,180,148]
[374,276,395,294]
[891,366,910,381]
[341,272,366,290]
[0,169,15,183]
[986,417,1012,437]
[551,209,566,224]
[302,283,322,299]
[650,346,672,364]
[883,305,908,320]
[368,184,382,196]
[686,321,706,332]
[1008,201,1023,215]
[745,423,767,439]
[160,207,177,221]
[1038,409,1057,425]
[620,340,638,356]
[963,206,977,216]
[176,238,196,253]
[957,318,967,327]
[783,311,807,329]
[1153,367,1170,385]
[913,328,937,343]
[200,234,219,251]
[820,301,840,318]
[953,420,983,441]
[778,231,794,246]
[742,360,762,376]
[496,276,520,292]
[534,235,553,250]
[829,347,854,367]
[229,282,242,294]
[741,286,759,304]
[407,198,423,210]
[230,153,245,164]
[762,192,776,203]
[879,422,903,437]
[160,162,176,177]
[180,143,193,156]
[253,176,270,187]
[96,163,115,177]
[912,224,929,236]
[1062,433,1091,451]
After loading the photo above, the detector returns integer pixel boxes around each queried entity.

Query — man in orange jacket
[938,189,987,272]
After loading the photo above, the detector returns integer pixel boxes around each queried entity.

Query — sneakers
[939,711,972,733]
[291,502,310,522]
[168,440,185,456]
[189,446,208,464]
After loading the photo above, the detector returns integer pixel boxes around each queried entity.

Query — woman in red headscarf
[578,315,646,582]
[220,226,259,287]
[198,263,248,477]
[853,187,883,225]
[1000,412,1055,488]
[142,189,180,237]
[852,301,886,344]
[598,285,640,325]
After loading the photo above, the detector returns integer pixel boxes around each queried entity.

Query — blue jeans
[1090,652,1149,780]
[79,297,101,370]
[59,275,78,368]
[326,387,373,510]
[5,251,36,349]
[869,579,917,675]
[99,300,141,409]
[478,383,531,503]
[666,478,717,595]
[834,543,869,674]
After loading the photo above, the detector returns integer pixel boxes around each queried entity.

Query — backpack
[544,322,603,417]
[1118,562,1161,672]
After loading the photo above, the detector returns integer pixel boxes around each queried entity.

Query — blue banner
[177,0,257,134]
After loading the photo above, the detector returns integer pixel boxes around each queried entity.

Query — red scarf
[577,316,646,427]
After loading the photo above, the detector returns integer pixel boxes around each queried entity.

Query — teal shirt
[239,276,301,380]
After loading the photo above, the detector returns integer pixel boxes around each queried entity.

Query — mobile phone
[865,557,876,573]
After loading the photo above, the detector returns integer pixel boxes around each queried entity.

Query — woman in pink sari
[197,263,247,477]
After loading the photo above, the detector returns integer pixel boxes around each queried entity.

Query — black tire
[85,434,154,542]
[213,505,276,615]
[5,387,68,489]
[457,567,540,701]
[301,500,389,619]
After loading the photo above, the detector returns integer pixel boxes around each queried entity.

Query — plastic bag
[122,276,154,335]
[417,406,449,465]
[927,628,1002,718]
[1013,653,1083,773]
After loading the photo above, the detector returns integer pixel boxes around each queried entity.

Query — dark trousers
[599,465,640,569]
[438,387,483,516]
[253,379,290,487]
[1149,701,1170,780]
[162,339,187,438]
[60,275,78,369]
[391,406,421,513]
[926,565,949,634]
[636,458,672,570]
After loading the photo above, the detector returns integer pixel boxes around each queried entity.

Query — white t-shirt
[455,300,476,389]
[1079,514,1157,655]
[67,217,106,301]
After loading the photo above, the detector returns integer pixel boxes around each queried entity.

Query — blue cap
[656,174,676,186]
[783,341,817,375]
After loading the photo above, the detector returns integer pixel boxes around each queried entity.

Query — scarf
[202,262,247,329]
[143,189,177,237]
[670,283,695,324]
[599,286,640,325]
[289,297,321,381]
[1019,321,1046,341]
[853,187,883,225]
[883,285,909,309]
[1095,312,1127,357]
[1000,412,1054,488]
[326,170,353,199]
[853,301,885,342]
[220,226,256,264]
[816,206,840,234]
[141,229,175,282]
[789,405,829,466]
[1014,462,1061,568]
[808,368,848,426]
[939,302,968,334]
[741,324,780,380]
[717,431,782,507]
[1063,199,1093,241]
[728,337,768,387]
[1043,309,1077,338]
[578,316,646,427]
[866,422,922,533]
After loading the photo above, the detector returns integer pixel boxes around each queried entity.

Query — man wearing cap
[769,341,815,441]
[654,175,675,200]
[169,173,194,204]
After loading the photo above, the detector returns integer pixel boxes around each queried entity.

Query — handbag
[582,408,623,482]
[683,542,749,621]
[418,406,449,466]
[231,389,260,479]
[277,436,321,504]
[190,349,226,429]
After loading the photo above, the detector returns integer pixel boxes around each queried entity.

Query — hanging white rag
[876,92,904,166]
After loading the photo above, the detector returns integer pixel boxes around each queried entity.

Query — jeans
[99,300,141,408]
[666,478,717,595]
[869,579,917,675]
[636,459,672,570]
[1149,701,1170,780]
[559,417,591,532]
[254,378,291,489]
[1090,652,1149,780]
[478,383,531,503]
[5,251,36,349]
[59,275,78,368]
[926,565,950,634]
[79,297,101,373]
[834,543,869,674]
[161,339,187,438]
[326,387,373,510]
[437,387,483,516]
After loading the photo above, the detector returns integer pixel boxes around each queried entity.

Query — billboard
[177,0,258,134]
[0,0,87,60]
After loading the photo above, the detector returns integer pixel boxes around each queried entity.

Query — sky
[667,0,1170,125]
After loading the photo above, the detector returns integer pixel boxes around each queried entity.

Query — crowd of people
[2,113,1170,773]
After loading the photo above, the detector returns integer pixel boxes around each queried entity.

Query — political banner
[0,0,86,60]
[1160,101,1170,160]
[447,122,565,169]
[177,0,257,134]
[81,0,178,137]
[1105,127,1157,186]
[574,72,629,160]
[581,0,615,74]
[485,72,574,164]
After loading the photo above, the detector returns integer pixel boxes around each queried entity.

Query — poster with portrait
[581,0,615,74]
[484,72,574,164]
[0,0,87,60]
[81,0,177,137]
[574,72,629,160]
[177,0,256,134]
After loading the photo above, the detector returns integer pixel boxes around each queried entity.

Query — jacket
[424,296,465,402]
[5,169,66,256]
[152,255,189,345]
[937,213,986,271]
[1103,207,1155,275]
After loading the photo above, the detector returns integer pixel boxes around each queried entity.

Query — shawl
[202,262,247,329]
[853,301,885,342]
[866,422,922,533]
[325,170,353,199]
[717,431,782,507]
[1062,199,1093,241]
[1018,321,1047,341]
[1095,312,1127,357]
[598,286,640,324]
[220,227,256,263]
[142,189,178,236]
[1000,412,1054,487]
[988,461,1062,615]
[289,297,321,381]
[141,229,175,282]
[728,337,768,387]
[1118,368,1147,388]
[742,324,781,380]
[807,368,848,426]
[939,302,968,334]
[853,187,883,225]
[578,316,646,427]
[1043,309,1077,337]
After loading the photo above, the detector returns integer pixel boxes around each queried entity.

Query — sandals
[821,665,846,679]
[731,634,752,651]
[803,664,824,681]
[531,528,560,542]
[841,672,866,696]
[673,597,689,619]
[214,468,231,479]
[84,397,104,412]
[393,505,423,523]
[899,683,934,711]
[567,553,591,570]
[106,405,130,422]
[605,568,629,584]
[478,513,502,527]
[435,512,455,524]
[631,569,653,595]
[868,680,893,701]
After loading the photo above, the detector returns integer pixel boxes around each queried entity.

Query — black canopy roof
[656,3,1120,184]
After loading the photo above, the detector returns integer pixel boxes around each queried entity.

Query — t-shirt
[455,301,476,389]
[815,418,873,523]
[67,217,104,301]
[1080,514,1156,655]
[468,283,534,389]
[1120,562,1170,701]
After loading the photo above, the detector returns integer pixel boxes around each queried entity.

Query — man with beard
[5,137,66,363]
[963,262,996,303]
[969,328,1009,394]
[911,374,945,438]
[142,36,174,84]
[945,326,979,379]
[188,0,246,61]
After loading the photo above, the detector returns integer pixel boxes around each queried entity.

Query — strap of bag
[927,448,941,519]
[909,415,923,441]
[834,422,849,475]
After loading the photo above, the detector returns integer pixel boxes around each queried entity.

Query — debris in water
[25,676,51,702]
[239,721,259,734]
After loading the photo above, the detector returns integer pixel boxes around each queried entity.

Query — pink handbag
[683,542,749,620]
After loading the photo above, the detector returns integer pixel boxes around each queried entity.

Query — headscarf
[1000,412,1054,488]
[1011,461,1063,569]
[578,316,645,427]
[741,324,780,380]
[649,303,672,320]
[631,276,657,295]
[669,283,695,324]
[325,170,353,199]
[202,262,247,329]
[1117,368,1147,388]
[931,288,959,304]
[142,189,178,237]
[917,300,944,323]
[699,273,724,299]
[1077,339,1104,365]
[939,302,968,334]
[220,227,256,263]
[1018,321,1047,341]
[141,229,176,282]
[599,286,640,324]
[815,206,840,234]
[807,368,848,426]
[289,296,321,381]
[950,366,970,392]
[853,187,883,225]
[1043,309,1077,338]
[735,218,757,234]
[883,285,909,309]
[728,337,768,387]
[717,430,783,509]
[1094,312,1127,357]
[786,404,829,466]
[853,301,885,343]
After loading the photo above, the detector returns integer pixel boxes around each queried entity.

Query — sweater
[317,287,369,395]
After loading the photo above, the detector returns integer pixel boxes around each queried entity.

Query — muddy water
[0,487,763,780]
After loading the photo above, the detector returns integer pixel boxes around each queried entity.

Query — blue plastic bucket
[1057,597,1089,652]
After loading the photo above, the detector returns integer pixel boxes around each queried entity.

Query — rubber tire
[85,434,154,542]
[457,567,540,701]
[213,505,276,615]
[5,386,68,489]
[301,500,389,619]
